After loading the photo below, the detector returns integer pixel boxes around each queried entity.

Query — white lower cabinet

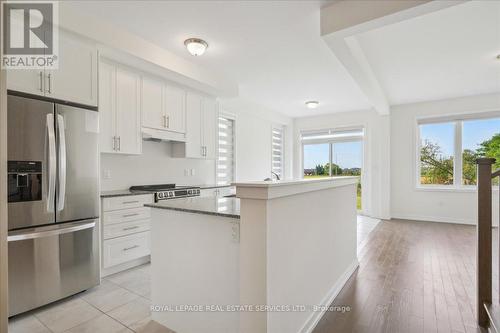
[103,231,151,268]
[101,194,153,273]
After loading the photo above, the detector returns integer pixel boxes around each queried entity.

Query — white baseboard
[101,255,150,277]
[390,213,478,225]
[299,259,359,333]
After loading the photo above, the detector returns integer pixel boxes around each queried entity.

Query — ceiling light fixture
[184,38,208,56]
[305,101,319,109]
[497,54,500,60]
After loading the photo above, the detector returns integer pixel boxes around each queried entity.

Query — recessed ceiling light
[184,38,208,56]
[305,101,319,109]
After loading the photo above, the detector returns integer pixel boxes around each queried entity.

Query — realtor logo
[2,1,58,69]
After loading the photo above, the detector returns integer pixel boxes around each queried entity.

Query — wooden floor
[314,219,499,333]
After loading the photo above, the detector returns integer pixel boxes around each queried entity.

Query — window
[217,115,235,185]
[301,128,364,209]
[271,126,284,179]
[419,122,455,185]
[417,115,500,187]
[303,143,330,177]
[462,118,500,186]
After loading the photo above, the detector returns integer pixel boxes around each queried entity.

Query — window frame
[415,111,500,191]
[216,112,236,185]
[300,127,365,176]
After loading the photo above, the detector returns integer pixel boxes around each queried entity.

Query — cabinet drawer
[103,207,150,226]
[102,194,153,211]
[103,231,150,268]
[103,219,150,240]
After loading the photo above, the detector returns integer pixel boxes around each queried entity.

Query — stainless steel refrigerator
[7,93,100,316]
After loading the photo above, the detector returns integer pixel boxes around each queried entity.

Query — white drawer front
[103,207,151,226]
[103,219,150,240]
[103,231,150,268]
[102,194,153,212]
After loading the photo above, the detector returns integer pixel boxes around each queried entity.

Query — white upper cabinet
[184,92,203,158]
[46,31,98,106]
[141,76,164,130]
[172,91,217,159]
[116,67,141,154]
[164,85,186,134]
[98,60,116,154]
[141,74,186,135]
[202,98,217,160]
[7,29,98,107]
[6,69,44,97]
[99,59,141,155]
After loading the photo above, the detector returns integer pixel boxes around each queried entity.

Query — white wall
[294,93,500,225]
[391,93,500,225]
[100,141,216,191]
[293,109,391,219]
[220,99,294,182]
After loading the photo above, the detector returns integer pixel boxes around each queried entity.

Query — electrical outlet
[190,169,195,176]
[103,169,111,179]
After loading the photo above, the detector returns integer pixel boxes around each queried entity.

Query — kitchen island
[147,177,359,333]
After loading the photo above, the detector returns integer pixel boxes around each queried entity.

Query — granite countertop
[145,196,240,219]
[180,184,234,189]
[100,190,153,198]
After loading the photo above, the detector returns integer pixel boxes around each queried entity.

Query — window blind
[272,126,284,178]
[217,116,235,185]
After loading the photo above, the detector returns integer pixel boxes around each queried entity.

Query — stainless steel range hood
[142,127,187,143]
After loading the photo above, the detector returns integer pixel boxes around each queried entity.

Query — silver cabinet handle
[123,245,139,251]
[201,146,204,157]
[46,73,52,94]
[123,226,140,231]
[166,115,170,128]
[112,136,116,151]
[39,71,43,92]
[163,115,167,127]
[56,114,66,211]
[122,213,139,218]
[122,200,139,204]
[117,136,121,151]
[46,114,56,212]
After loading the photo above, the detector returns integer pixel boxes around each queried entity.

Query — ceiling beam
[321,0,467,114]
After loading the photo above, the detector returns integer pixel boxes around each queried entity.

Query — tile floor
[8,215,380,333]
[8,264,173,333]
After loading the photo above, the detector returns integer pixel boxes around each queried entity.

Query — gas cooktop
[129,184,200,202]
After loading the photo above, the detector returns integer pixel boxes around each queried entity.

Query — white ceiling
[65,0,371,118]
[67,1,499,118]
[356,0,500,106]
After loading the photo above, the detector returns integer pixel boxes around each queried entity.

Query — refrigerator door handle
[46,114,56,212]
[7,220,96,242]
[57,114,66,211]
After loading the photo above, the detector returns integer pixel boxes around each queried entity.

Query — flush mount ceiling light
[305,101,319,109]
[184,38,208,56]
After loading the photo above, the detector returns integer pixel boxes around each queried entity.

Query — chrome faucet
[264,172,280,182]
